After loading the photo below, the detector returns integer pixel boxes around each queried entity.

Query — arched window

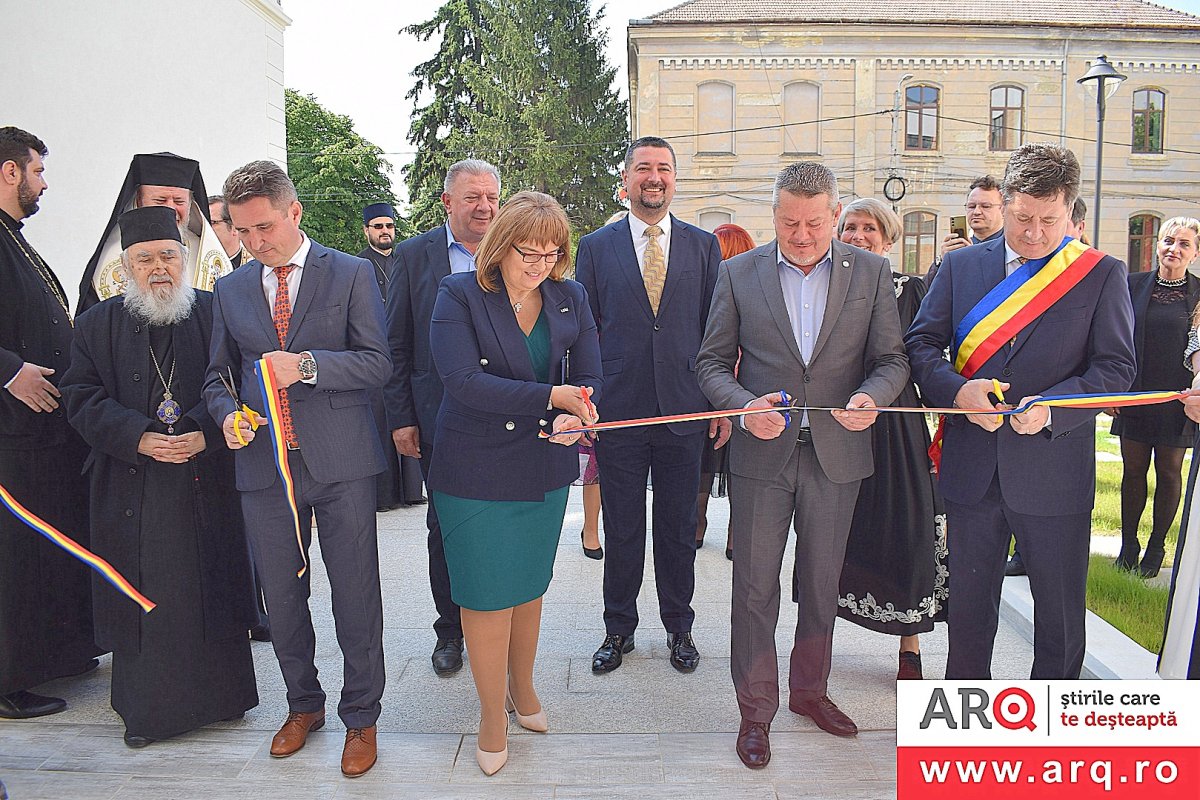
[903,211,937,274]
[1128,214,1161,272]
[905,85,939,151]
[989,85,1024,151]
[697,209,733,231]
[781,81,820,155]
[1132,89,1166,154]
[697,81,734,155]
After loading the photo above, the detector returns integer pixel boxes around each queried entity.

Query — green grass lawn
[1085,554,1170,653]
[1086,419,1187,653]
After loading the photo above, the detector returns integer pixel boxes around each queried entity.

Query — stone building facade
[628,0,1200,273]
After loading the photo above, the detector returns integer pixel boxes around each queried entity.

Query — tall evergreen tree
[285,89,410,254]
[403,0,628,235]
[401,0,487,231]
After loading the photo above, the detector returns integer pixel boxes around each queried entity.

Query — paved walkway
[0,489,1040,799]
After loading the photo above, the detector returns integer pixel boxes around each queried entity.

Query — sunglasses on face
[368,222,395,231]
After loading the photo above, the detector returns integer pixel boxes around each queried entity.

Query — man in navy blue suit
[205,161,390,777]
[906,144,1135,680]
[575,136,729,674]
[384,159,501,676]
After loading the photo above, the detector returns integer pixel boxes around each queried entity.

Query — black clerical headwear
[362,202,395,223]
[132,153,200,190]
[78,152,226,314]
[119,207,183,250]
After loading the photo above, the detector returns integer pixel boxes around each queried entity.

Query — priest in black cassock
[358,202,425,511]
[0,127,101,720]
[61,206,258,748]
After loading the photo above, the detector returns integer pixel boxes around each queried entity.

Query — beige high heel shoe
[475,719,508,776]
[505,691,549,733]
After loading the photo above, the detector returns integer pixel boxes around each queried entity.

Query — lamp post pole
[1077,55,1126,250]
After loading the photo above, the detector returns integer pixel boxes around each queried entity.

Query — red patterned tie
[272,264,298,448]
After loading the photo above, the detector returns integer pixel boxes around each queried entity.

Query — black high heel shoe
[1114,541,1140,572]
[581,530,603,560]
[1139,547,1165,579]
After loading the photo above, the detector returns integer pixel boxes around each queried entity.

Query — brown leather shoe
[270,710,325,757]
[341,726,377,777]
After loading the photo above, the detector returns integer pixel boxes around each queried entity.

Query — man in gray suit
[205,161,390,778]
[696,162,908,769]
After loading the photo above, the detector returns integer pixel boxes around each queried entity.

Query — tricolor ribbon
[254,357,307,578]
[538,389,1187,438]
[0,481,155,612]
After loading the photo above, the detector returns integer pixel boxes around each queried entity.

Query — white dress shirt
[261,233,311,312]
[627,211,672,273]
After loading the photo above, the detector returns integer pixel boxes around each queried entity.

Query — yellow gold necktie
[643,224,666,315]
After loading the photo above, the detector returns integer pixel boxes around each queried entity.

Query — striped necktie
[643,224,666,315]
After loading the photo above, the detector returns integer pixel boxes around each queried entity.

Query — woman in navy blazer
[427,191,601,776]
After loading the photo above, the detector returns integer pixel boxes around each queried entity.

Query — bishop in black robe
[60,207,257,744]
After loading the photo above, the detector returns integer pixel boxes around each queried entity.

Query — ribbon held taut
[0,481,155,612]
[537,389,1187,438]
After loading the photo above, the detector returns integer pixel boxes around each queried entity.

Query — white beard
[124,279,196,326]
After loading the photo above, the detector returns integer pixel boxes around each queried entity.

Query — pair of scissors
[990,378,1008,425]
[218,367,262,446]
[779,389,792,429]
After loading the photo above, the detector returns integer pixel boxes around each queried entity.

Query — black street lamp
[1077,55,1127,248]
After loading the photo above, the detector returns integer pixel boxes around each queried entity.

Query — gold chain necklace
[148,338,181,434]
[0,216,72,325]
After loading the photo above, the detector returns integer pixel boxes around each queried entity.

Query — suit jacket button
[654,324,660,331]
[505,421,515,430]
[133,372,141,381]
[480,358,489,366]
[129,467,137,475]
[1002,368,1012,377]
[124,509,134,517]
[803,375,812,383]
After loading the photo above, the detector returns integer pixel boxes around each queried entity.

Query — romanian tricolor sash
[929,237,1104,471]
[255,357,308,578]
[1,481,156,612]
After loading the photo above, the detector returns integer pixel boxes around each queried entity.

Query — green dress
[432,314,570,611]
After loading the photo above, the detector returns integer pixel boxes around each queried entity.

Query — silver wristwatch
[297,351,317,381]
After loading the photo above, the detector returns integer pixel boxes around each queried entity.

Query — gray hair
[223,160,298,210]
[838,198,902,245]
[1000,144,1080,208]
[773,162,839,210]
[1161,216,1200,242]
[444,159,500,195]
[1071,197,1087,226]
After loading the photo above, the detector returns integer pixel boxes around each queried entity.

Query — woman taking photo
[427,191,602,775]
[1114,216,1200,578]
[834,198,946,680]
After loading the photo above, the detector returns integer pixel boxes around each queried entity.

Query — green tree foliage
[285,89,413,254]
[402,0,487,230]
[403,0,629,235]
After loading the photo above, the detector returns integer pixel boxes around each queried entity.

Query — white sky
[281,0,1200,203]
[282,0,666,202]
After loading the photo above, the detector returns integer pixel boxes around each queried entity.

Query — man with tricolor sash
[906,144,1136,680]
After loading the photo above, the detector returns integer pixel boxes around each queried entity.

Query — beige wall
[628,23,1200,273]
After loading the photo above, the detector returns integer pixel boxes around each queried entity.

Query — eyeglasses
[368,222,395,231]
[513,245,564,264]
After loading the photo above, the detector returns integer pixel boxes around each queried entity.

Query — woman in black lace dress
[832,198,946,681]
[1114,217,1200,578]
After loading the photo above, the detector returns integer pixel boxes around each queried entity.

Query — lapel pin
[560,307,569,313]
[841,260,850,268]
